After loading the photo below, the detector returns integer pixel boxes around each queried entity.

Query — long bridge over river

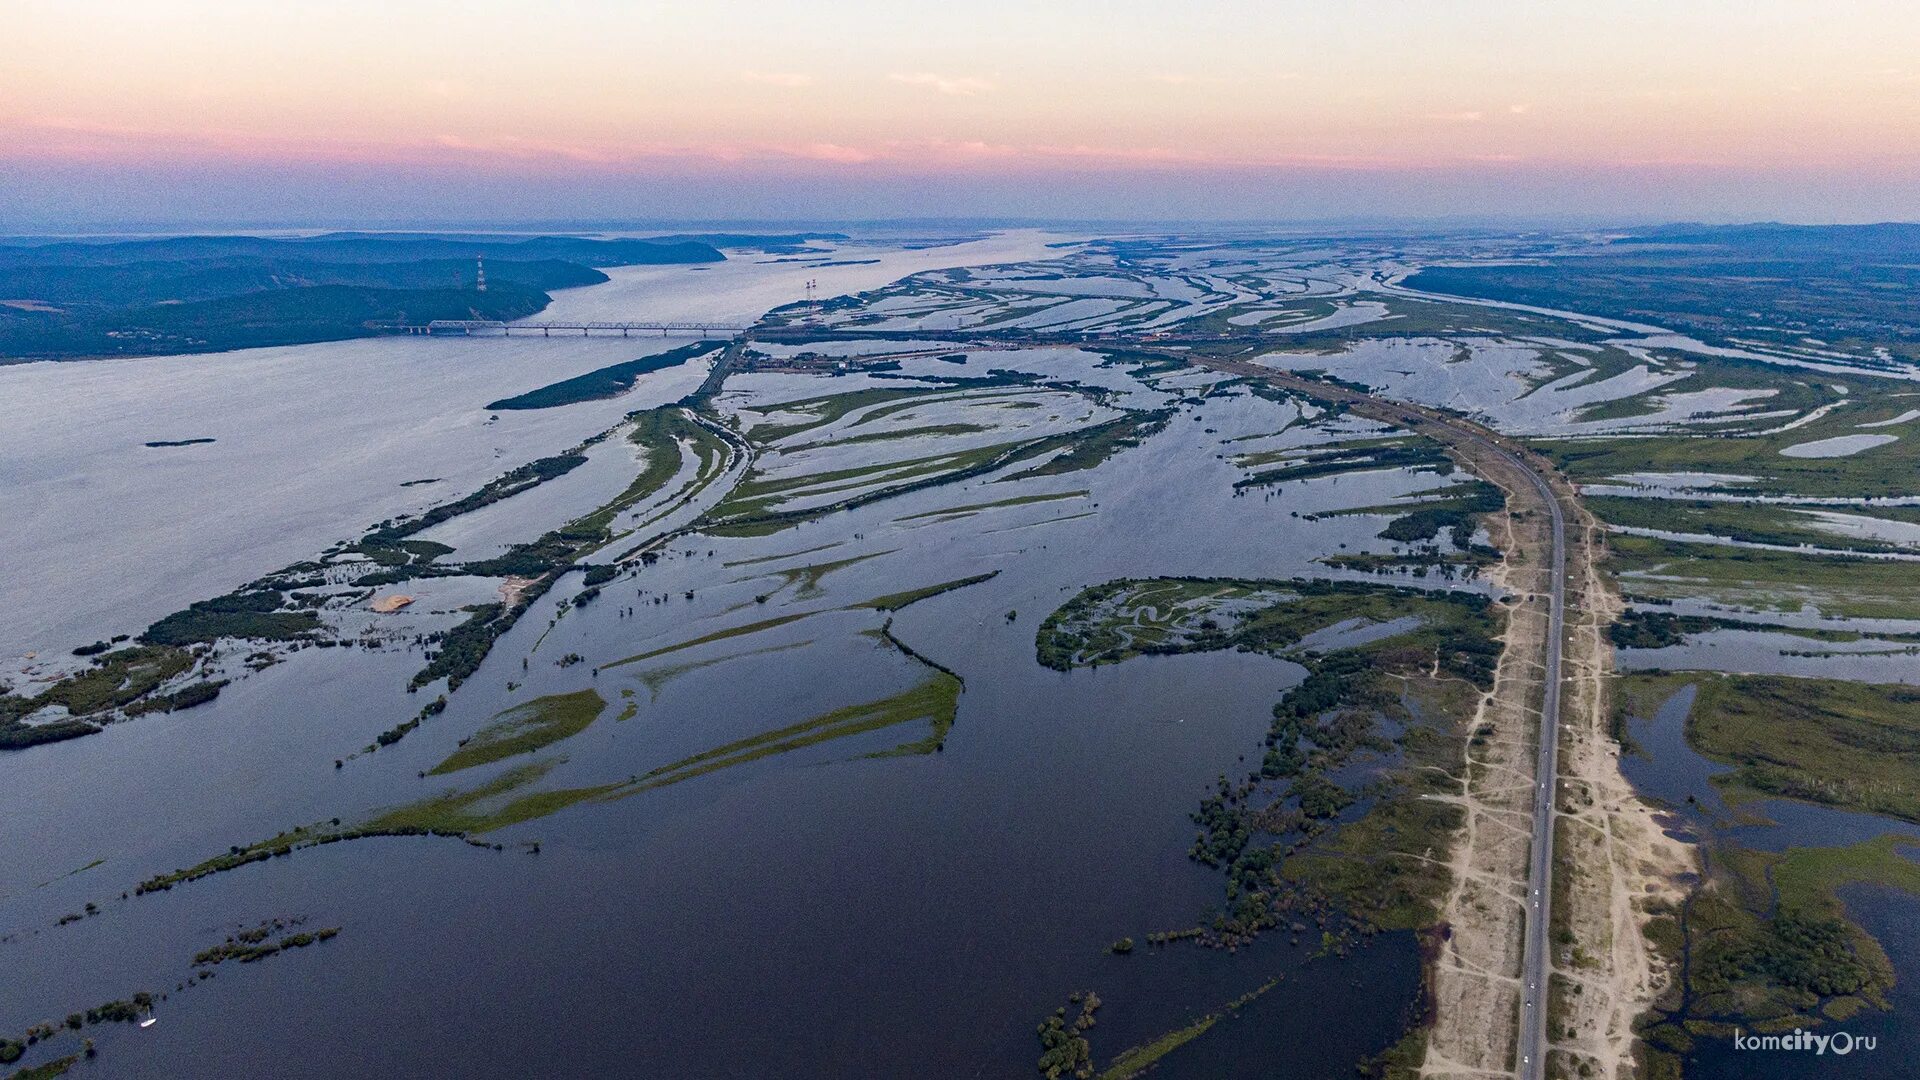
[394,320,750,338]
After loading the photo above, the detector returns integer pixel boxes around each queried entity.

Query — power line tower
[805,278,817,321]
[476,256,487,293]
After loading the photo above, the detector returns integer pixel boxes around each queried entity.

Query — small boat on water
[139,1014,157,1028]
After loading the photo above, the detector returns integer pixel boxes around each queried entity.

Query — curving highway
[1510,438,1564,1080]
[1184,355,1566,1080]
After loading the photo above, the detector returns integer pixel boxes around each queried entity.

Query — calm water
[0,276,1447,1077]
[0,232,1068,658]
[1621,685,1920,1078]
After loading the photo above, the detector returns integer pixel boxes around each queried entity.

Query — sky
[5,0,1920,227]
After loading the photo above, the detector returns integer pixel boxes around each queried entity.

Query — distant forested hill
[0,257,606,309]
[0,233,724,270]
[0,283,559,359]
[1403,223,1920,363]
[0,232,725,361]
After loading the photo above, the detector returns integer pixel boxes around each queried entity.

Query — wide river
[2,232,1432,1077]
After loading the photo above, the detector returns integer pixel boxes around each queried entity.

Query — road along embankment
[1188,356,1694,1080]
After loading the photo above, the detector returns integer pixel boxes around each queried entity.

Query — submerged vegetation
[429,689,607,775]
[1039,575,1497,945]
[997,408,1173,481]
[485,341,723,410]
[31,227,1920,1078]
[1661,672,1920,823]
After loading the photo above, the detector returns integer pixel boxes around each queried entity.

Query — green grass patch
[484,342,720,410]
[861,572,1001,612]
[602,610,824,670]
[428,689,607,775]
[896,490,1087,521]
[1677,673,1920,821]
[1607,534,1920,619]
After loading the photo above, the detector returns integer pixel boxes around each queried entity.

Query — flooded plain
[8,227,1919,1078]
[1,232,1470,1078]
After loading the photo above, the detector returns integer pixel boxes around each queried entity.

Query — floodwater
[1778,433,1899,458]
[0,231,1069,660]
[1619,629,1920,685]
[0,242,1455,1078]
[1620,686,1920,1078]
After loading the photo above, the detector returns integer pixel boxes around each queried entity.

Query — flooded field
[6,227,1918,1078]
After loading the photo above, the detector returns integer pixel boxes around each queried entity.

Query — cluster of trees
[373,695,446,749]
[1190,779,1252,867]
[462,523,601,579]
[485,342,723,410]
[1437,628,1500,688]
[1608,610,1720,649]
[193,924,340,966]
[1260,654,1391,780]
[347,538,453,570]
[1,641,210,748]
[80,993,151,1025]
[1701,908,1872,998]
[1035,991,1100,1079]
[0,716,97,750]
[1292,774,1356,820]
[1377,487,1503,548]
[410,604,510,692]
[364,453,587,551]
[123,679,226,716]
[142,589,319,646]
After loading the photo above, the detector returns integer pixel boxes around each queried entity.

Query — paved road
[1184,357,1566,1080]
[1508,443,1564,1080]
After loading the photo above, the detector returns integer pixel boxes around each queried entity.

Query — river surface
[0,233,1449,1077]
[0,232,1065,659]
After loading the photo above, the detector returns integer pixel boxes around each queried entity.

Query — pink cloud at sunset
[6,0,1919,223]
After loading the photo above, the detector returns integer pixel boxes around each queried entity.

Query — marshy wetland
[5,225,1920,1078]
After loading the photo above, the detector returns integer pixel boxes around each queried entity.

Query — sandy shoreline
[1419,448,1697,1080]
